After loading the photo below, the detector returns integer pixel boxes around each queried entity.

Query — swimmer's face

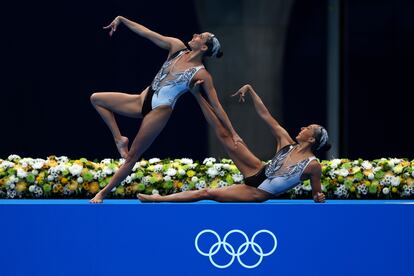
[188,32,210,51]
[296,124,319,143]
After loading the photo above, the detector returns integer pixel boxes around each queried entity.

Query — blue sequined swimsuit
[141,49,204,116]
[245,144,316,195]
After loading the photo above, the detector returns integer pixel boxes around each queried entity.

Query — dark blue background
[1,0,412,160]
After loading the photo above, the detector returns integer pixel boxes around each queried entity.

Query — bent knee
[90,92,102,105]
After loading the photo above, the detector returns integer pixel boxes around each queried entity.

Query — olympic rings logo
[194,229,278,269]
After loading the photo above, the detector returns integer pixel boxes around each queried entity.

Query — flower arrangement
[0,155,413,199]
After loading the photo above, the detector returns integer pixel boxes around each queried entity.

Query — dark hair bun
[320,143,332,152]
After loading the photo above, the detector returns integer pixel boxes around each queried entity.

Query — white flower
[103,167,113,175]
[77,177,83,183]
[31,170,39,176]
[357,184,368,195]
[213,164,223,170]
[9,183,16,189]
[390,158,401,165]
[178,169,186,176]
[330,159,342,169]
[56,156,69,163]
[191,176,199,182]
[334,168,349,177]
[32,159,46,170]
[142,176,151,185]
[29,185,36,192]
[154,164,163,172]
[334,184,348,198]
[132,162,140,171]
[101,159,112,165]
[139,160,148,167]
[118,158,125,165]
[149,158,161,164]
[69,164,83,176]
[47,175,55,181]
[232,174,244,183]
[382,187,390,195]
[391,176,400,187]
[188,163,198,169]
[165,168,177,177]
[203,157,216,165]
[125,175,132,184]
[218,181,228,188]
[293,185,302,194]
[180,158,193,165]
[6,176,18,185]
[163,175,172,182]
[206,167,219,178]
[17,168,28,179]
[7,154,21,161]
[373,166,382,172]
[380,175,393,186]
[205,161,213,167]
[0,161,15,169]
[181,184,190,192]
[7,189,17,198]
[223,164,231,170]
[152,189,159,195]
[412,170,414,178]
[196,181,206,190]
[361,161,373,170]
[367,173,375,180]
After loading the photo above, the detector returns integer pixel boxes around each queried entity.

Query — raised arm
[194,71,243,145]
[104,16,186,54]
[232,84,294,148]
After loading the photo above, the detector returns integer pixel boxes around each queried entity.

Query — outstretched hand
[313,192,326,203]
[103,16,121,37]
[230,84,250,103]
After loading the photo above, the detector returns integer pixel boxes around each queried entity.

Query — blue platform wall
[0,200,413,276]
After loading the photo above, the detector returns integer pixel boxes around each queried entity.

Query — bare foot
[115,136,129,158]
[137,193,162,202]
[90,192,104,203]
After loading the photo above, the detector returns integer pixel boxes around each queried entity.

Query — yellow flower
[69,180,78,191]
[82,182,90,190]
[174,180,183,189]
[16,181,27,192]
[363,169,373,176]
[186,170,196,177]
[53,184,63,193]
[350,186,356,193]
[391,187,398,193]
[60,177,68,184]
[89,182,100,194]
[36,175,44,184]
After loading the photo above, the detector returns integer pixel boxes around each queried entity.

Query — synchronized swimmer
[138,84,329,203]
[90,16,329,203]
[90,16,240,203]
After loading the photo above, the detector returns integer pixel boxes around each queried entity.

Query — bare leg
[138,184,271,202]
[194,94,263,176]
[90,106,173,203]
[90,88,148,158]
